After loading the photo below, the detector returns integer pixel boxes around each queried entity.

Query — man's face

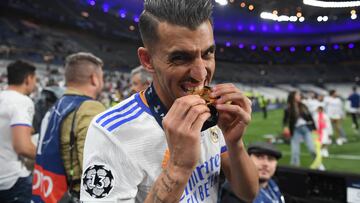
[250,153,277,184]
[147,21,215,108]
[25,74,37,95]
[131,73,148,93]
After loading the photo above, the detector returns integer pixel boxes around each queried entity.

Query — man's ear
[90,72,99,87]
[138,47,155,73]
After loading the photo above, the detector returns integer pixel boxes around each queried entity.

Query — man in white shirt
[81,0,259,202]
[0,60,37,202]
[324,90,347,145]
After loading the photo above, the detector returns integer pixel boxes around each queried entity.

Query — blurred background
[0,0,359,202]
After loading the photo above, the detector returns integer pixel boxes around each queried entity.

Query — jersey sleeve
[10,98,34,127]
[80,120,143,203]
[217,127,227,154]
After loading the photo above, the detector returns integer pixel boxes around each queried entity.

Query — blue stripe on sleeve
[221,146,227,154]
[11,123,32,127]
[100,104,140,127]
[107,109,144,132]
[96,98,137,123]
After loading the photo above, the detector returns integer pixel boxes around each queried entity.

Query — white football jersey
[81,92,227,203]
[0,90,33,190]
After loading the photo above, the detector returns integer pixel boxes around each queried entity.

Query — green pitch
[243,109,360,174]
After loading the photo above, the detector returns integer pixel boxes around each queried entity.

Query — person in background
[348,86,360,132]
[220,142,284,203]
[32,52,106,202]
[0,60,37,203]
[310,104,333,170]
[283,91,316,167]
[130,65,152,93]
[303,91,320,115]
[324,90,347,145]
[258,95,268,119]
[33,85,64,134]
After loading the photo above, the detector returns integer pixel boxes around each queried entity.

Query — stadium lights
[215,0,228,6]
[317,16,328,22]
[248,4,254,11]
[134,16,139,23]
[224,43,356,52]
[118,9,127,18]
[89,0,95,6]
[102,4,109,12]
[303,0,360,8]
[260,12,299,22]
[351,14,357,19]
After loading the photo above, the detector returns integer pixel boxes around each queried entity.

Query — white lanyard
[260,186,280,203]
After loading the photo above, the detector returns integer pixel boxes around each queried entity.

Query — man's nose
[190,58,207,82]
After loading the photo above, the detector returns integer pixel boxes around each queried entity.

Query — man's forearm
[145,165,192,203]
[226,140,259,202]
[17,143,36,159]
[12,127,36,159]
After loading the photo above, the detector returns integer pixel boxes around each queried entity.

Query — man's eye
[170,55,190,64]
[204,49,215,57]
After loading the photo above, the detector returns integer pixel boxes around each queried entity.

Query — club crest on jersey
[82,165,114,198]
[210,127,219,143]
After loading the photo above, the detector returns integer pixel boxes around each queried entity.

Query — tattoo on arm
[151,169,180,203]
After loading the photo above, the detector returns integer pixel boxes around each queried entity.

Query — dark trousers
[0,175,32,203]
[351,113,359,129]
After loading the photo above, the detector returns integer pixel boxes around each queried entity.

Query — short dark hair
[329,89,336,96]
[139,0,213,47]
[65,52,103,85]
[7,60,36,85]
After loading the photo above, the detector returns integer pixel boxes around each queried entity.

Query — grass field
[243,109,360,174]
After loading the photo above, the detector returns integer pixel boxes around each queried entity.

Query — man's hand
[211,83,258,202]
[210,83,252,146]
[162,94,210,171]
[145,95,210,203]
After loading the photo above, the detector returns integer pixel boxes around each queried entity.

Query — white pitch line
[282,152,360,160]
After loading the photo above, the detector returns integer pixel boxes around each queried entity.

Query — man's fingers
[216,103,252,125]
[211,83,238,97]
[191,112,211,131]
[165,95,205,120]
[184,104,210,127]
[215,92,251,113]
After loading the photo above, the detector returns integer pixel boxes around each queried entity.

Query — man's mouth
[183,86,204,93]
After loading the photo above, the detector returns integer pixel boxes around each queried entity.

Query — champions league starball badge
[82,165,114,198]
